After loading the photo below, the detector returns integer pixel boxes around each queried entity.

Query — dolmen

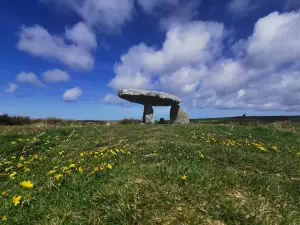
[118,89,189,124]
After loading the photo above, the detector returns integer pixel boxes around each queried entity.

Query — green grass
[1,123,300,224]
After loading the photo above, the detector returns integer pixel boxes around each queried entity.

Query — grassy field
[1,122,300,224]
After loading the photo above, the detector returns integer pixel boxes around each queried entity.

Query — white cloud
[99,94,128,104]
[137,0,201,30]
[16,72,44,87]
[41,0,134,30]
[63,87,82,102]
[17,25,94,71]
[246,11,300,68]
[106,10,300,112]
[109,72,152,90]
[65,22,97,49]
[4,83,18,94]
[228,0,260,17]
[137,0,179,13]
[42,69,70,82]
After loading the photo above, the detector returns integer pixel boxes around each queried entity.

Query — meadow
[1,119,300,224]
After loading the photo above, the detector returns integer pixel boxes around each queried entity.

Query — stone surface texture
[143,105,154,124]
[170,105,190,124]
[118,89,181,106]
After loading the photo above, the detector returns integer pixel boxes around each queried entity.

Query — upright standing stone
[143,105,154,124]
[170,105,190,124]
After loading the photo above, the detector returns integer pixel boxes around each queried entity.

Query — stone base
[170,105,190,124]
[143,105,154,124]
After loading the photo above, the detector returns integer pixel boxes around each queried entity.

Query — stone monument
[118,89,189,124]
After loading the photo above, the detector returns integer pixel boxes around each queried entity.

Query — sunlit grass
[1,123,300,224]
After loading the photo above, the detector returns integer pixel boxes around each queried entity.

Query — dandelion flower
[107,164,113,169]
[12,195,21,206]
[1,216,7,221]
[20,180,33,189]
[181,175,187,181]
[20,156,25,161]
[47,170,56,175]
[17,163,23,168]
[55,174,63,180]
[80,153,84,157]
[78,167,83,173]
[257,146,267,151]
[272,146,279,152]
[69,164,76,168]
[9,172,17,179]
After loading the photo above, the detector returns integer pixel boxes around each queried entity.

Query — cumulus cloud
[42,69,70,82]
[65,22,97,49]
[137,0,201,30]
[108,21,224,92]
[99,94,128,104]
[4,83,18,94]
[105,10,300,112]
[17,24,95,71]
[41,0,134,31]
[63,87,82,102]
[16,72,44,87]
[228,0,260,17]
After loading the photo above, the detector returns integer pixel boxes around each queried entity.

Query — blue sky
[1,0,300,120]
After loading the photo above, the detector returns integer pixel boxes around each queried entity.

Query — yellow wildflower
[17,163,23,168]
[20,180,33,189]
[5,166,13,172]
[272,146,279,152]
[24,167,30,172]
[181,175,187,181]
[257,146,267,151]
[89,171,95,176]
[12,195,21,206]
[94,167,99,172]
[69,164,76,168]
[9,172,17,179]
[20,156,25,161]
[11,141,16,145]
[11,156,16,159]
[55,174,63,180]
[33,137,37,141]
[47,170,56,175]
[107,164,113,169]
[80,153,84,157]
[18,138,22,142]
[95,141,100,145]
[78,167,83,173]
[2,216,7,221]
[200,154,205,159]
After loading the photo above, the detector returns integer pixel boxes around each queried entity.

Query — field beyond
[1,122,300,224]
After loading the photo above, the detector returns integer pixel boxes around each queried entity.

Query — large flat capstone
[118,89,181,106]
